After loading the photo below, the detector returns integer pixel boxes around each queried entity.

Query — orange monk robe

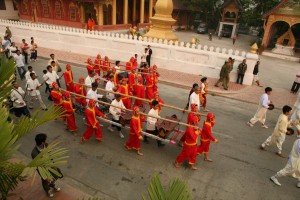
[87,19,95,31]
[176,127,200,165]
[128,73,137,92]
[197,121,216,155]
[94,59,102,76]
[152,71,160,93]
[133,83,145,107]
[82,106,105,141]
[133,59,138,69]
[145,74,154,100]
[64,70,74,92]
[113,73,119,86]
[62,99,77,131]
[179,113,201,143]
[118,84,131,109]
[149,97,164,114]
[125,115,143,150]
[74,84,87,107]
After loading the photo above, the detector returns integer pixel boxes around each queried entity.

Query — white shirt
[288,139,300,166]
[109,99,126,120]
[147,108,159,131]
[25,70,36,81]
[9,46,17,57]
[105,80,115,100]
[201,83,206,94]
[45,71,59,87]
[189,92,200,110]
[14,54,24,67]
[86,89,103,107]
[26,78,41,96]
[259,93,270,108]
[85,75,95,88]
[10,87,26,108]
[48,58,60,67]
[115,66,121,74]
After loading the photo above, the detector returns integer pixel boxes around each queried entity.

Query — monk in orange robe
[178,104,200,146]
[63,64,74,92]
[81,99,107,143]
[86,58,94,75]
[87,17,95,31]
[102,56,110,78]
[118,78,132,109]
[125,106,144,156]
[145,70,154,100]
[152,65,160,93]
[175,116,200,170]
[133,76,145,107]
[197,113,218,161]
[149,91,164,114]
[74,77,87,107]
[62,91,77,135]
[50,82,63,110]
[128,69,137,93]
[94,54,102,76]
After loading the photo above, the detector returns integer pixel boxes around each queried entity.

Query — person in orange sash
[178,104,200,147]
[174,116,200,170]
[87,15,95,31]
[128,68,137,93]
[50,82,63,110]
[200,77,209,112]
[133,76,145,107]
[62,91,77,135]
[81,99,107,143]
[118,78,132,109]
[197,113,218,162]
[74,77,87,107]
[125,106,144,156]
[152,65,160,93]
[149,91,164,114]
[86,58,94,75]
[102,56,110,78]
[63,64,74,92]
[145,69,154,100]
[94,54,102,76]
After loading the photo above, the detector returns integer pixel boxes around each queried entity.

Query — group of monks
[49,53,217,170]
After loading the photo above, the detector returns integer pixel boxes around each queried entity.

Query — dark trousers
[45,83,51,93]
[144,129,164,146]
[22,51,28,64]
[30,51,37,60]
[14,106,31,118]
[48,88,53,101]
[112,118,121,131]
[17,66,27,80]
[236,74,245,84]
[146,55,151,66]
[41,179,57,193]
[56,79,61,88]
[291,81,300,93]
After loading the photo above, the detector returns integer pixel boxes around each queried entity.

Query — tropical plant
[0,55,68,200]
[142,174,192,200]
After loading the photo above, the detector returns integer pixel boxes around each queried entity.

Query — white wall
[0,0,18,20]
[0,19,259,85]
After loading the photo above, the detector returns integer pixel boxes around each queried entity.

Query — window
[0,0,6,10]
[69,6,77,21]
[41,0,49,17]
[55,1,62,19]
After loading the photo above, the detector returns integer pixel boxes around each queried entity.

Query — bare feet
[204,158,213,162]
[71,132,77,137]
[190,165,198,170]
[276,152,285,158]
[137,151,144,156]
[174,162,181,168]
[80,137,84,144]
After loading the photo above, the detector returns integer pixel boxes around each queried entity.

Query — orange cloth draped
[62,99,77,131]
[64,70,74,92]
[94,59,102,76]
[118,84,131,109]
[125,115,142,150]
[128,73,136,92]
[133,84,145,107]
[87,19,95,31]
[82,107,105,141]
[145,74,154,100]
[197,121,216,154]
[74,84,87,107]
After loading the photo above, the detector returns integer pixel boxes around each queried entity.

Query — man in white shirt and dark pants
[247,87,272,128]
[10,81,31,119]
[85,71,96,88]
[105,74,115,100]
[45,65,59,101]
[189,86,200,111]
[86,82,103,107]
[14,50,27,80]
[108,94,126,138]
[26,73,47,110]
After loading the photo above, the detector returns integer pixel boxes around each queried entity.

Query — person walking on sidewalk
[247,87,272,128]
[260,105,292,157]
[31,133,63,198]
[253,61,263,87]
[290,70,300,94]
[20,39,29,64]
[215,57,232,90]
[270,134,300,188]
[26,73,47,110]
[236,59,247,85]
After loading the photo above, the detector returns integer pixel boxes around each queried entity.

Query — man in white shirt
[47,53,60,68]
[86,82,103,107]
[10,81,31,119]
[189,86,200,111]
[247,87,272,128]
[144,100,165,147]
[14,50,27,80]
[26,73,47,110]
[25,66,36,81]
[105,75,115,100]
[9,42,18,57]
[45,65,59,101]
[85,71,96,88]
[108,94,126,138]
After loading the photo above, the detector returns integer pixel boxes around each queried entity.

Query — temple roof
[263,0,300,18]
[221,0,243,11]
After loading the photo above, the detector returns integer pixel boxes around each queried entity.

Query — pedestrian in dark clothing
[291,70,300,94]
[146,45,152,66]
[236,59,247,84]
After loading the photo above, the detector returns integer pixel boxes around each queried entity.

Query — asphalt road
[15,58,299,200]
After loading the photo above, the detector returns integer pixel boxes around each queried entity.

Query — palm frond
[0,55,16,101]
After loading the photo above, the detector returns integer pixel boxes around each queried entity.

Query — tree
[0,55,68,200]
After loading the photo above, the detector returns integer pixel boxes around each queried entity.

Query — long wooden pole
[61,88,199,129]
[73,81,207,117]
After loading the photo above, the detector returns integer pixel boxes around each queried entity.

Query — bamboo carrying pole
[60,89,199,129]
[73,81,207,117]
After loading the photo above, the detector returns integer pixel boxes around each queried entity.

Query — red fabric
[152,71,159,93]
[125,116,142,150]
[94,59,102,76]
[86,64,94,74]
[133,59,138,69]
[133,84,145,107]
[126,62,133,72]
[82,107,105,141]
[118,84,131,109]
[87,19,95,31]
[145,74,154,100]
[201,95,207,108]
[179,113,201,143]
[102,61,110,72]
[50,90,63,106]
[64,70,74,92]
[128,73,136,92]
[113,73,119,86]
[176,144,197,164]
[62,100,77,131]
[74,84,87,107]
[197,121,215,154]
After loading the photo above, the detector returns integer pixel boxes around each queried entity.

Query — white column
[218,23,223,37]
[231,24,237,38]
